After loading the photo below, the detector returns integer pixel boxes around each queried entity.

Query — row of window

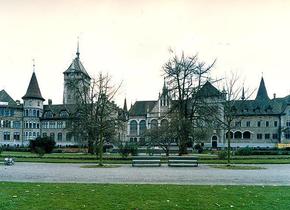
[0,108,14,117]
[24,121,40,129]
[235,120,278,128]
[43,111,69,118]
[24,109,42,117]
[3,132,20,141]
[226,131,278,140]
[129,119,169,135]
[42,132,72,141]
[42,121,65,129]
[0,120,21,129]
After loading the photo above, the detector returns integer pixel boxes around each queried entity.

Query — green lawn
[0,182,289,210]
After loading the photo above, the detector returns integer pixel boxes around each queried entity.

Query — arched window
[151,119,158,129]
[50,132,55,140]
[57,133,63,141]
[226,131,233,139]
[129,120,137,135]
[160,119,169,127]
[212,135,218,141]
[243,131,251,139]
[139,120,146,135]
[60,111,69,118]
[234,131,242,139]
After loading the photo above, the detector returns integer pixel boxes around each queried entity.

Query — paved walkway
[1,163,290,185]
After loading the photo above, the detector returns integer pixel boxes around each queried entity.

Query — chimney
[48,99,52,105]
[273,93,276,99]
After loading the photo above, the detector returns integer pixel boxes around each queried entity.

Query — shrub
[29,137,56,155]
[236,147,253,156]
[119,143,138,157]
[218,150,227,160]
[194,144,203,154]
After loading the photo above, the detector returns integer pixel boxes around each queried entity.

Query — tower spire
[255,76,269,100]
[76,36,80,59]
[241,87,245,100]
[32,59,35,73]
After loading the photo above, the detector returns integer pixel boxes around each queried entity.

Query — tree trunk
[227,127,231,166]
[98,131,104,166]
[88,139,94,154]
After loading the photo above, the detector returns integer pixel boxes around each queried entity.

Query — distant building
[127,77,290,148]
[0,47,125,147]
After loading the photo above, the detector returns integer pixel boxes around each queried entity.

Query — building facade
[0,48,121,147]
[127,77,290,148]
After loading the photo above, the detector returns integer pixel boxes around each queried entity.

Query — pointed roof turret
[22,72,45,101]
[255,77,269,101]
[64,41,91,79]
[123,98,128,112]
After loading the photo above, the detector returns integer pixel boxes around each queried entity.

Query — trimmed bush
[218,150,227,160]
[29,137,56,156]
[236,147,253,156]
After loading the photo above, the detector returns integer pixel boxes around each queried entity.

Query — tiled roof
[233,97,288,116]
[64,57,91,79]
[0,89,18,107]
[22,72,45,101]
[42,104,77,119]
[196,81,222,98]
[255,77,269,100]
[129,101,156,116]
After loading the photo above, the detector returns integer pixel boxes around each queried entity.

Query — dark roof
[0,89,18,107]
[64,56,91,79]
[129,101,156,116]
[255,77,269,100]
[196,81,222,98]
[233,97,287,116]
[22,72,45,101]
[42,104,77,119]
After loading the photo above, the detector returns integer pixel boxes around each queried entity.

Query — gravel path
[1,163,290,185]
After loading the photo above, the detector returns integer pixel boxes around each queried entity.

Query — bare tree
[68,72,124,166]
[211,72,254,165]
[163,51,215,155]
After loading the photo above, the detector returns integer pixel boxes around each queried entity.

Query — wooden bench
[132,156,161,167]
[168,156,198,167]
[4,157,14,166]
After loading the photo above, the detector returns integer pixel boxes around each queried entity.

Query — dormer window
[60,111,69,118]
[44,111,53,118]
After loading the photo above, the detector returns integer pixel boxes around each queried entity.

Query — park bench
[132,156,161,167]
[4,157,14,166]
[168,156,198,167]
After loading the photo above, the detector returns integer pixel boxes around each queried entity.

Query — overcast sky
[0,0,290,107]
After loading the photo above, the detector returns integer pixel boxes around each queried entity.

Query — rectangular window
[265,133,270,139]
[257,121,261,127]
[257,133,262,139]
[43,132,47,137]
[273,133,278,139]
[286,121,290,127]
[246,121,251,127]
[49,122,55,129]
[4,132,10,140]
[285,133,290,139]
[57,121,63,129]
[274,121,278,127]
[13,121,21,129]
[13,132,20,141]
[266,121,269,127]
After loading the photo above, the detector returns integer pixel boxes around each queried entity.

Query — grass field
[0,182,289,210]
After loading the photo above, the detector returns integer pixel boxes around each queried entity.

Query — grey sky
[0,0,289,106]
